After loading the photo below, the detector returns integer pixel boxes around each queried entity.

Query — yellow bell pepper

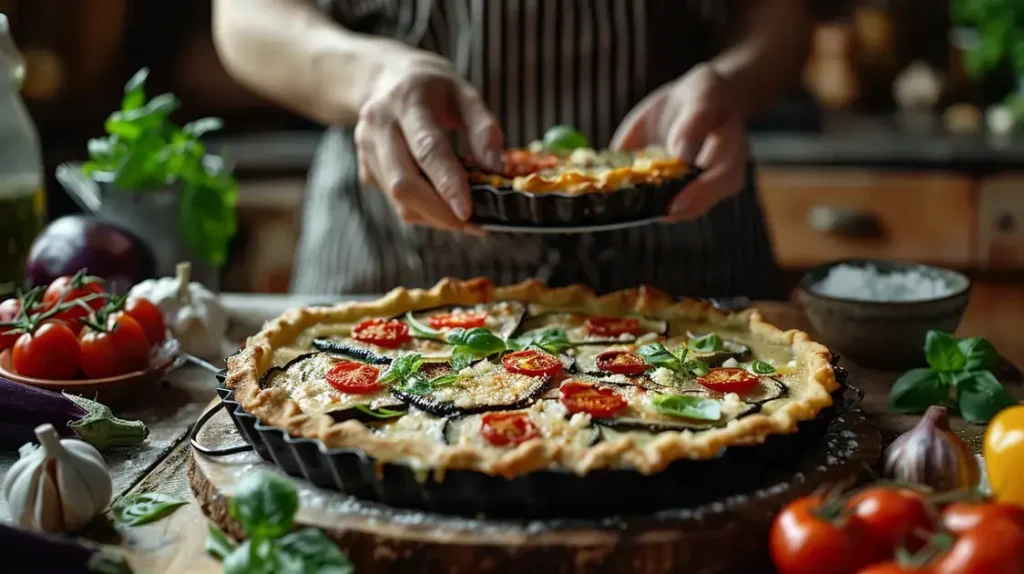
[985,404,1024,505]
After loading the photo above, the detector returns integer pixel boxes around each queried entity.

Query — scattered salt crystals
[812,264,952,302]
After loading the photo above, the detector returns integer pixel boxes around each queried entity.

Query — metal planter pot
[55,162,220,290]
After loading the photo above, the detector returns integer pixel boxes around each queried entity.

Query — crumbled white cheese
[650,367,679,388]
[811,263,953,302]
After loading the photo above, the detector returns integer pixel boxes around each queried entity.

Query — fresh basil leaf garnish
[924,330,966,372]
[275,529,355,574]
[637,343,707,377]
[229,471,298,541]
[887,368,949,414]
[958,336,997,371]
[688,333,723,353]
[650,394,722,421]
[751,360,776,374]
[353,405,406,419]
[379,353,424,386]
[205,523,238,561]
[449,346,475,371]
[428,373,461,387]
[957,371,1018,424]
[637,343,677,366]
[111,492,188,527]
[509,328,573,355]
[404,311,443,340]
[461,327,507,355]
[222,539,274,574]
[685,360,710,377]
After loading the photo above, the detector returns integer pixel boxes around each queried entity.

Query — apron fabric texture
[295,0,786,300]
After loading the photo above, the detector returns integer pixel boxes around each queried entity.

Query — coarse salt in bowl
[798,259,971,369]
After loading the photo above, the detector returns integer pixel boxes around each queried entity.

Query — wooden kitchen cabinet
[977,175,1024,270]
[758,168,977,269]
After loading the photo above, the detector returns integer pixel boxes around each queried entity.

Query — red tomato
[931,518,1024,574]
[595,350,648,375]
[0,298,22,350]
[584,316,640,338]
[503,150,560,176]
[79,312,152,379]
[847,487,935,559]
[124,297,166,346]
[558,380,628,418]
[351,319,410,349]
[697,367,759,393]
[941,502,1024,536]
[42,273,106,335]
[325,360,382,395]
[501,349,563,378]
[856,564,922,574]
[12,321,81,379]
[770,495,874,574]
[479,411,538,446]
[426,311,487,330]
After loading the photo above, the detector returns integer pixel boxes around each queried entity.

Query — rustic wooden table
[1,294,1020,573]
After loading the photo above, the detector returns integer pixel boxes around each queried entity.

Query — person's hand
[355,53,504,233]
[611,64,748,222]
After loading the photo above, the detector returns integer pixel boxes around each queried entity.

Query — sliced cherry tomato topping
[501,349,563,378]
[584,316,640,338]
[325,360,382,395]
[595,350,648,375]
[697,367,759,393]
[351,318,410,349]
[559,380,628,418]
[479,411,539,447]
[426,311,488,330]
[503,150,560,176]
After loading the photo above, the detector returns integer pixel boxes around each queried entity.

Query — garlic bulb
[2,424,113,533]
[128,262,228,360]
[883,406,980,492]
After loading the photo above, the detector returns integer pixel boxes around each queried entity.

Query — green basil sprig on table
[888,330,1016,424]
[637,343,709,377]
[688,333,723,353]
[650,394,722,421]
[378,353,457,396]
[507,327,574,355]
[81,68,238,267]
[206,471,354,574]
[111,492,188,527]
[405,312,507,370]
[751,360,776,375]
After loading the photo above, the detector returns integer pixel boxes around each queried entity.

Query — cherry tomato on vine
[79,312,151,379]
[847,487,935,559]
[941,501,1024,536]
[124,297,166,346]
[0,298,22,350]
[770,495,874,574]
[930,518,1024,574]
[855,563,923,574]
[12,321,81,379]
[43,273,106,335]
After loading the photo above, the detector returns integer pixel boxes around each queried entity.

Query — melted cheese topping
[412,301,525,339]
[262,353,401,415]
[373,408,447,442]
[428,360,545,410]
[445,400,598,450]
[519,311,666,344]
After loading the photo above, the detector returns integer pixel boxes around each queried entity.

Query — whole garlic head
[2,424,113,533]
[128,262,228,360]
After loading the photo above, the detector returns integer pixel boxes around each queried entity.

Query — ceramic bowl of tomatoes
[0,270,180,403]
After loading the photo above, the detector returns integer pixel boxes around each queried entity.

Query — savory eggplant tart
[226,278,837,478]
[464,125,701,226]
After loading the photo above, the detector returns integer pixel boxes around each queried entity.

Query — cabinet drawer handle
[807,206,883,238]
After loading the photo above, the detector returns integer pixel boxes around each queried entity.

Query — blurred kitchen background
[7,0,1024,295]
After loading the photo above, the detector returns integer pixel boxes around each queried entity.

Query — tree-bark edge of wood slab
[188,412,881,574]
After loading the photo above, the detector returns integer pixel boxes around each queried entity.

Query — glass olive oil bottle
[0,13,45,290]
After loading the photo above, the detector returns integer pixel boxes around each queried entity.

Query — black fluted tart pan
[210,356,859,519]
[468,170,702,227]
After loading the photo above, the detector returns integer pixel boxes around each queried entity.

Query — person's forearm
[212,0,420,126]
[710,0,813,119]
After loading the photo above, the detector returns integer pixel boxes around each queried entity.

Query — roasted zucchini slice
[516,311,668,345]
[313,335,453,362]
[391,360,549,417]
[258,352,404,416]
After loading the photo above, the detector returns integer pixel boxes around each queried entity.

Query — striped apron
[294,0,786,300]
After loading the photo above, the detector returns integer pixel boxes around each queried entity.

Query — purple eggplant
[0,522,131,573]
[0,375,148,450]
[25,215,155,294]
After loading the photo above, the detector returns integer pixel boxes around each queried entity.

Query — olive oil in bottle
[0,13,45,290]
